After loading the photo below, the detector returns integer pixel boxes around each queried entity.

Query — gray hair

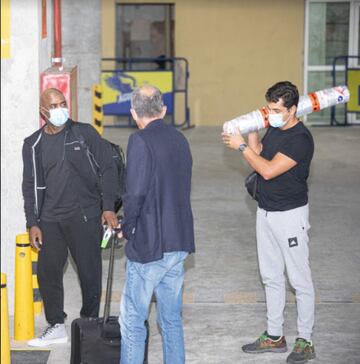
[131,85,164,118]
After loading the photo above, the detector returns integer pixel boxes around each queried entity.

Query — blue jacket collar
[145,119,163,129]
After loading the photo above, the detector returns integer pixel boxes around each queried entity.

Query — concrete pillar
[1,0,53,311]
[62,0,101,123]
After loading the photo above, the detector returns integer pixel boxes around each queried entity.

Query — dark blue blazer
[122,119,195,263]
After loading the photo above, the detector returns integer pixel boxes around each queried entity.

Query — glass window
[306,71,346,123]
[116,4,175,70]
[309,2,350,66]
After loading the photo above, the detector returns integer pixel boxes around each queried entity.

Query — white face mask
[48,107,69,127]
[269,113,288,128]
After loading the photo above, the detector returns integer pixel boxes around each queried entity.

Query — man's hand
[29,226,43,251]
[102,210,118,230]
[117,224,123,240]
[222,128,246,150]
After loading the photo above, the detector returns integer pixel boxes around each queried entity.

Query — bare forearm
[242,147,273,180]
[222,130,296,181]
[242,146,297,180]
[247,132,262,155]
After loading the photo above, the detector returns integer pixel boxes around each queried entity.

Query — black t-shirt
[258,122,314,211]
[40,129,80,221]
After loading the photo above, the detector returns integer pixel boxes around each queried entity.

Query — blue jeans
[119,251,188,364]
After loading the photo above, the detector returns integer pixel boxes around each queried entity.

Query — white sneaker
[28,323,68,347]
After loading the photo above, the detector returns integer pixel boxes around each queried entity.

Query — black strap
[72,123,101,177]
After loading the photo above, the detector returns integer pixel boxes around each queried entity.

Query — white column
[1,0,52,311]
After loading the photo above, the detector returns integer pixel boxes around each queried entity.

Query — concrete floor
[10,125,360,364]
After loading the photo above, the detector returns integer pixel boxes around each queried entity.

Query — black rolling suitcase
[70,234,149,364]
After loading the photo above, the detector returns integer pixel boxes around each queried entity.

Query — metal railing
[331,55,360,126]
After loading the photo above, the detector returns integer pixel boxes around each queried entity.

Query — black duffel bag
[245,171,259,201]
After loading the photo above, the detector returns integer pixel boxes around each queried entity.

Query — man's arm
[247,131,262,155]
[81,124,118,227]
[242,148,296,180]
[22,141,38,227]
[121,133,152,240]
[85,125,117,210]
[244,132,312,180]
[222,131,297,180]
[22,141,43,250]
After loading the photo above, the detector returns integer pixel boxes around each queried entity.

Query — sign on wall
[101,71,173,115]
[1,0,11,59]
[347,69,360,113]
[40,67,78,126]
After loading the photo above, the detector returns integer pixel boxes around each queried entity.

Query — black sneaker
[242,332,287,354]
[286,338,316,364]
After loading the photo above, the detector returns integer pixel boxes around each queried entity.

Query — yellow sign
[347,69,360,112]
[101,71,173,115]
[1,0,11,59]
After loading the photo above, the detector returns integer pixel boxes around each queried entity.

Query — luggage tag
[101,227,113,249]
[101,216,124,249]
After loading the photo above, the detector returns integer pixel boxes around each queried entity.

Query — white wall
[1,0,53,311]
[1,0,101,314]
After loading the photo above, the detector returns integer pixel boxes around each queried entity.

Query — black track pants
[38,214,102,325]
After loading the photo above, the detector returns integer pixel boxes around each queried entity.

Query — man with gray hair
[119,85,195,364]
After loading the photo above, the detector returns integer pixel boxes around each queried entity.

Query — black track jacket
[22,120,117,228]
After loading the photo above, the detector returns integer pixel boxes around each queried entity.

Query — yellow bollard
[92,84,104,136]
[14,233,34,340]
[1,273,10,364]
[31,248,43,316]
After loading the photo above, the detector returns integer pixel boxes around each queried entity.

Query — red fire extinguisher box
[40,66,78,127]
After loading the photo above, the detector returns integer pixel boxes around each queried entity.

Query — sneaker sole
[28,336,68,347]
[286,353,316,364]
[242,346,288,354]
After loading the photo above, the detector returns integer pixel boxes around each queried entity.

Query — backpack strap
[71,122,101,176]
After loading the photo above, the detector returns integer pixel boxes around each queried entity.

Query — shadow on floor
[11,349,51,364]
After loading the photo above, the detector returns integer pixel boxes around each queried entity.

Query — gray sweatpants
[256,204,315,340]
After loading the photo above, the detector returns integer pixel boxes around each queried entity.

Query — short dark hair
[131,85,164,118]
[265,81,299,110]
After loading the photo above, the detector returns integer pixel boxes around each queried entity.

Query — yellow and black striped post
[31,247,43,315]
[92,84,104,136]
[14,233,34,340]
[1,273,10,364]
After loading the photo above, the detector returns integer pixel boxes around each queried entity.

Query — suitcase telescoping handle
[103,231,122,325]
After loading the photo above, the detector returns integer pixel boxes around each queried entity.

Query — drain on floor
[11,349,51,364]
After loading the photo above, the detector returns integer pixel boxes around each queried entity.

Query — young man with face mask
[222,81,316,364]
[22,88,118,347]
